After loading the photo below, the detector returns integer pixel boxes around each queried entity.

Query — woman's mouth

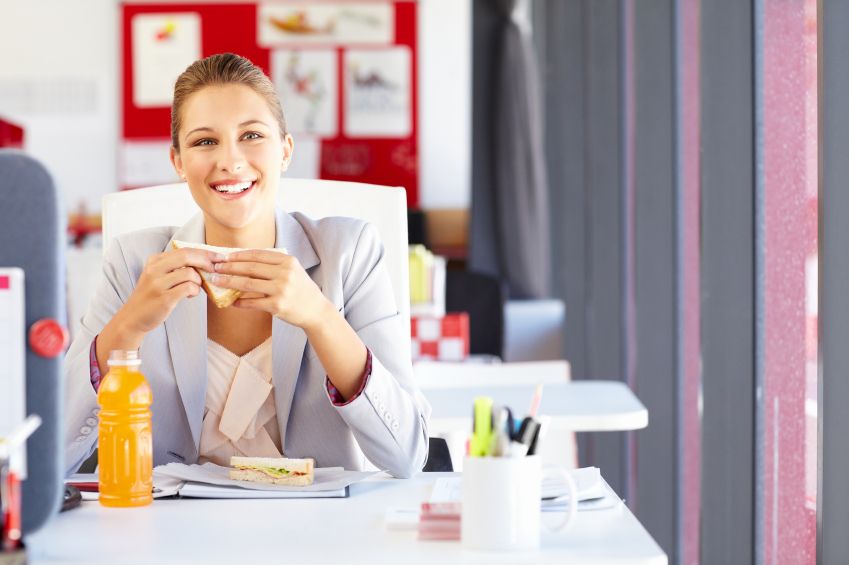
[209,180,256,200]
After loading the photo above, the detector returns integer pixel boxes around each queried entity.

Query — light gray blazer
[64,208,431,478]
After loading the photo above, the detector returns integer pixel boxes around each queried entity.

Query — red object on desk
[410,313,470,361]
[66,481,99,493]
[2,472,22,551]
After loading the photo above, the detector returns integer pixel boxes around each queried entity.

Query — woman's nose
[216,141,246,172]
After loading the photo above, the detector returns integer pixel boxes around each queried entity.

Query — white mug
[461,455,577,551]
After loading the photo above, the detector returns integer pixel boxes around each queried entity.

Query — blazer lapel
[163,212,208,455]
[271,209,319,452]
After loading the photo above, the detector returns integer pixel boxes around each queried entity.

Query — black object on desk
[61,485,82,513]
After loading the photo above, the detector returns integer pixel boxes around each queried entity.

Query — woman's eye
[243,132,263,140]
[194,138,215,146]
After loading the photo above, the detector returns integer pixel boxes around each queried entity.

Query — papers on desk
[153,462,377,498]
[540,467,620,513]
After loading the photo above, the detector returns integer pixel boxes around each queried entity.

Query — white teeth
[212,181,253,193]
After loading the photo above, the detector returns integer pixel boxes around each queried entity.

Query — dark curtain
[469,0,551,298]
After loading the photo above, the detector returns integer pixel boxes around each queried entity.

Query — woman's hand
[210,250,333,330]
[120,247,219,335]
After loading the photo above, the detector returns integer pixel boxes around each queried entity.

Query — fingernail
[210,274,220,284]
[215,253,228,261]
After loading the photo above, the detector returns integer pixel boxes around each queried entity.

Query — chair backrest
[101,178,411,331]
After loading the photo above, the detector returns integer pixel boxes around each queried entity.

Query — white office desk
[28,473,667,564]
[415,361,648,432]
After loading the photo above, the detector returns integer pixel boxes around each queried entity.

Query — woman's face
[170,84,293,231]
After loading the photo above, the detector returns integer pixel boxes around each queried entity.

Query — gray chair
[0,150,65,535]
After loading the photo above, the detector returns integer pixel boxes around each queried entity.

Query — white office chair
[101,178,411,357]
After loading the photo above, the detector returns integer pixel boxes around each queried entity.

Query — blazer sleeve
[326,222,432,478]
[63,240,133,476]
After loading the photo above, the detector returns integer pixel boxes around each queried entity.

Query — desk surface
[422,380,648,432]
[28,473,666,565]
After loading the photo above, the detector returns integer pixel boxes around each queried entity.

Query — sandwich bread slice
[229,456,315,486]
[171,240,287,308]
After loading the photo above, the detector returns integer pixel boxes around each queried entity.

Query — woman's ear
[281,134,294,172]
[169,146,186,180]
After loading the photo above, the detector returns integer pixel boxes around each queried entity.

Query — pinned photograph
[344,47,412,138]
[258,3,393,46]
[132,13,201,108]
[271,49,337,137]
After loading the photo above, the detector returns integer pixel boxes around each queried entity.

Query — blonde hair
[171,53,288,151]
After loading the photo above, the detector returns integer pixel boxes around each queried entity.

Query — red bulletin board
[121,1,419,207]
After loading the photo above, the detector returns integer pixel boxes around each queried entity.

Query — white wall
[0,0,119,213]
[0,0,470,213]
[418,0,471,209]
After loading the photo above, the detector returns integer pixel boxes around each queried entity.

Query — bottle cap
[106,349,142,367]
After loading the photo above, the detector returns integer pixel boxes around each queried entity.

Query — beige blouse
[198,337,283,466]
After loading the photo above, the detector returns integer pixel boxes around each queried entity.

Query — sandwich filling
[232,463,307,478]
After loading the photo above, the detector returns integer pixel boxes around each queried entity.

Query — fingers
[210,273,274,295]
[167,280,201,301]
[160,248,220,273]
[212,260,279,280]
[225,249,289,265]
[159,266,202,290]
[232,297,271,310]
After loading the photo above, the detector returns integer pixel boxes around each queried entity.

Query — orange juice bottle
[97,350,153,507]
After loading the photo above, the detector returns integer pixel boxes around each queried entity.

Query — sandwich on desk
[230,456,314,486]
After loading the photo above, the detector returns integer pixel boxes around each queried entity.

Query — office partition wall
[700,0,756,562]
[817,1,849,562]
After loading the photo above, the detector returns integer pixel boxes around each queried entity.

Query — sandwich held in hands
[229,456,315,486]
[172,240,287,308]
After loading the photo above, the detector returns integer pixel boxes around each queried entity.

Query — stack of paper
[417,502,461,541]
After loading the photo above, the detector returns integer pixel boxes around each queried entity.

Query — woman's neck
[204,212,276,250]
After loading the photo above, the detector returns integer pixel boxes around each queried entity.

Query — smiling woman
[62,53,431,479]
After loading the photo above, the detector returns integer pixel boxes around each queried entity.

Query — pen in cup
[528,384,544,419]
[491,406,512,457]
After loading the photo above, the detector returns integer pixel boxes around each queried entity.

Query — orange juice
[97,350,153,507]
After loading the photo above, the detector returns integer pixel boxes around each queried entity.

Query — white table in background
[414,360,648,432]
[28,472,667,565]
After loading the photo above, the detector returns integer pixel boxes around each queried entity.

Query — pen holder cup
[461,455,576,551]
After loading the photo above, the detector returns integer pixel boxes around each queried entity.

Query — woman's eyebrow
[184,120,269,139]
[185,126,213,138]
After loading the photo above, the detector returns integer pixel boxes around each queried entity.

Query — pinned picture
[258,3,393,46]
[271,49,337,137]
[132,13,201,108]
[344,47,412,138]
